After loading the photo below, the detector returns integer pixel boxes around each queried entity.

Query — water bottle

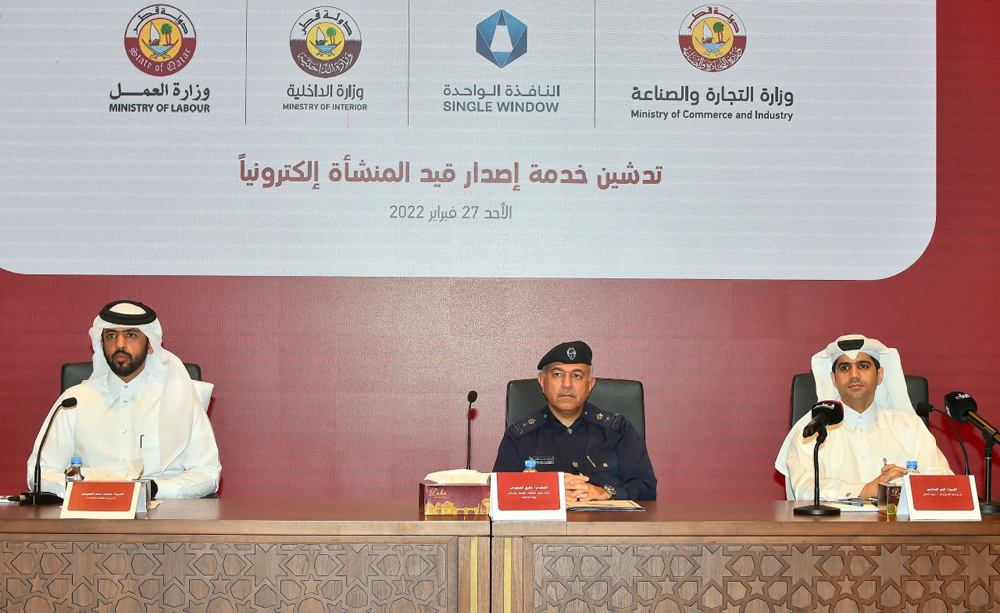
[906,461,919,474]
[523,459,538,472]
[65,456,84,487]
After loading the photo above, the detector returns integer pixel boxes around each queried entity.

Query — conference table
[2,500,998,612]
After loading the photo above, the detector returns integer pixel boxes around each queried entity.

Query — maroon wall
[1,3,998,500]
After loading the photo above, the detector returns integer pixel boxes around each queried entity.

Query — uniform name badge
[490,472,566,521]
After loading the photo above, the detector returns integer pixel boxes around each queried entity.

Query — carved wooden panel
[524,540,1000,612]
[0,538,463,612]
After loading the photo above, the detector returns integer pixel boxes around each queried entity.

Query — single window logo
[476,10,527,68]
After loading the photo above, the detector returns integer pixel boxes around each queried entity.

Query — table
[492,501,1000,612]
[0,499,490,612]
[5,500,999,612]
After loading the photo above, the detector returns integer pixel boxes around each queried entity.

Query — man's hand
[860,463,907,499]
[563,474,611,502]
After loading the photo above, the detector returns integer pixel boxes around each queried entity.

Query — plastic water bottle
[65,456,84,487]
[523,459,538,472]
[906,461,919,474]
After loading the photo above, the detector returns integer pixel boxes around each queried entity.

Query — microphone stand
[21,400,73,505]
[794,427,840,516]
[981,442,1000,515]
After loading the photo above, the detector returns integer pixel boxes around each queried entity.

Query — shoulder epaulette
[508,408,549,439]
[584,406,624,431]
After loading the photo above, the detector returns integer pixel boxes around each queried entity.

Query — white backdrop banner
[0,1,935,279]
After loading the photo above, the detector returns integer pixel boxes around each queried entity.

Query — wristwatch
[602,484,617,499]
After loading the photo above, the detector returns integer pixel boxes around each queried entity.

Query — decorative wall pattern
[0,539,458,612]
[528,541,1000,612]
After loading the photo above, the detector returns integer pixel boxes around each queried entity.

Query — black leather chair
[790,373,930,427]
[61,362,202,392]
[506,378,645,439]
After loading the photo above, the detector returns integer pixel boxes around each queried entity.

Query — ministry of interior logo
[290,7,362,78]
[476,10,526,68]
[124,5,197,76]
[678,5,746,72]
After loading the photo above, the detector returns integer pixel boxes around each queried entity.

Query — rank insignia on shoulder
[596,412,604,419]
[527,418,535,425]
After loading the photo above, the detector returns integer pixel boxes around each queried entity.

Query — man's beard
[105,344,149,379]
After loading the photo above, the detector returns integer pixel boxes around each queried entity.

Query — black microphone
[946,392,1000,447]
[802,400,844,438]
[916,401,971,476]
[465,391,478,470]
[22,397,77,505]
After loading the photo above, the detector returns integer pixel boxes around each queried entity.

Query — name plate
[61,481,141,519]
[490,472,566,521]
[898,475,980,520]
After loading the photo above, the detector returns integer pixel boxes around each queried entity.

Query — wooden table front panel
[495,536,1000,613]
[492,502,1000,613]
[0,500,491,613]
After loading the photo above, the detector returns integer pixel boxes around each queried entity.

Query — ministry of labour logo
[476,10,527,68]
[679,5,746,72]
[124,5,196,76]
[290,7,362,78]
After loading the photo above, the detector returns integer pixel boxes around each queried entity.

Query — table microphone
[794,400,844,516]
[466,391,478,470]
[22,397,77,505]
[946,392,1000,446]
[802,400,843,438]
[915,401,970,476]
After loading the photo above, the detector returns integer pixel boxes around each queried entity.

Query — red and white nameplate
[490,472,566,521]
[61,481,141,519]
[898,475,980,520]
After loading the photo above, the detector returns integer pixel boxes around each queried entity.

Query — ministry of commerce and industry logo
[679,5,746,72]
[476,10,527,68]
[290,7,362,78]
[124,5,197,76]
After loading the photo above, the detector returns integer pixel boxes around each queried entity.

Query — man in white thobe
[777,335,951,501]
[27,300,221,499]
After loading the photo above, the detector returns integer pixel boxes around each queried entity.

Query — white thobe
[786,402,952,501]
[27,369,221,499]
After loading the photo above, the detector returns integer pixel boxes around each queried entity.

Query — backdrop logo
[679,5,746,72]
[290,7,362,78]
[124,5,197,76]
[476,10,527,68]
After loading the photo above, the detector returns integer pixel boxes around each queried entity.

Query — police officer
[492,341,657,501]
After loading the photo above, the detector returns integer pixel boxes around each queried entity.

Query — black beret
[537,341,592,370]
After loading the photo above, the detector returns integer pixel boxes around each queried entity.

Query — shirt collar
[107,367,152,401]
[843,401,880,431]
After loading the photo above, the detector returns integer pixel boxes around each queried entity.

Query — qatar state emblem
[124,5,197,76]
[290,7,362,78]
[679,5,746,72]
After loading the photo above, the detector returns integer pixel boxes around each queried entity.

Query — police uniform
[492,402,657,500]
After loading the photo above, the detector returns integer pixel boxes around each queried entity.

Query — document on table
[567,500,644,511]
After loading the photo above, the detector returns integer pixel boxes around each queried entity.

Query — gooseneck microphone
[946,392,1000,446]
[945,391,1000,514]
[22,397,77,505]
[915,401,970,476]
[795,400,845,517]
[466,391,478,470]
[802,400,844,438]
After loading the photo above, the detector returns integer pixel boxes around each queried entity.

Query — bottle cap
[71,456,82,463]
[906,461,918,470]
[525,459,536,468]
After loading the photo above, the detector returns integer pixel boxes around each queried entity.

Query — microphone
[946,392,1000,447]
[466,391,478,470]
[802,400,843,438]
[916,401,971,476]
[22,397,77,505]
